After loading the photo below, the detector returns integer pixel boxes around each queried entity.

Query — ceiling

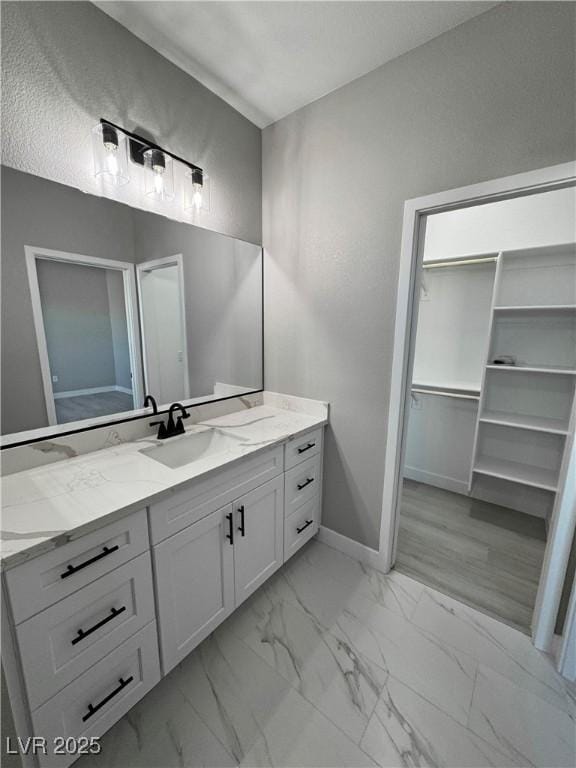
[95,1,498,128]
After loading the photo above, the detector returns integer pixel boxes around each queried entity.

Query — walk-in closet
[396,187,576,633]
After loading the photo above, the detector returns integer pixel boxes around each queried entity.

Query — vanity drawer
[284,454,322,515]
[284,427,323,470]
[17,552,156,709]
[284,496,320,561]
[31,621,160,768]
[5,509,149,625]
[149,445,283,544]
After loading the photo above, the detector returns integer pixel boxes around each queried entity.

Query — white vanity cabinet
[153,503,236,672]
[151,432,321,674]
[232,475,284,606]
[148,445,284,544]
[153,469,285,673]
[232,475,284,607]
[1,509,160,768]
[2,423,325,767]
[282,428,323,558]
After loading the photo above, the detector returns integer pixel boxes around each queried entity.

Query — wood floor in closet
[395,479,547,634]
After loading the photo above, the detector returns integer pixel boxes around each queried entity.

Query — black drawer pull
[237,505,246,537]
[297,477,314,491]
[60,545,119,580]
[297,520,314,535]
[226,512,234,545]
[71,606,127,646]
[297,442,315,455]
[81,675,134,723]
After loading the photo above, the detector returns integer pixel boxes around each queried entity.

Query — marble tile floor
[76,538,574,768]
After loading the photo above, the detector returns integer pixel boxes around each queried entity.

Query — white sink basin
[140,429,242,469]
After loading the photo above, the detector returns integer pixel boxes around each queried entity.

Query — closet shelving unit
[467,243,576,516]
[406,252,498,493]
[412,252,498,402]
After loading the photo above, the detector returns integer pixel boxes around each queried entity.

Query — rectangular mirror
[1,166,263,442]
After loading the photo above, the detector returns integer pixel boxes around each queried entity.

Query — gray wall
[36,260,119,393]
[132,211,263,397]
[263,2,576,548]
[1,0,261,244]
[1,166,137,433]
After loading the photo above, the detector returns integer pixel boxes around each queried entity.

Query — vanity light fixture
[92,119,208,212]
[91,122,130,186]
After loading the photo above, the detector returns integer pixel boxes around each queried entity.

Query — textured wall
[1,1,261,244]
[263,2,576,548]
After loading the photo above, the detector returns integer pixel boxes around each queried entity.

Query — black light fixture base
[99,118,203,177]
[128,137,148,167]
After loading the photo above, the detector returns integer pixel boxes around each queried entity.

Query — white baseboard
[404,466,469,495]
[317,525,388,574]
[54,386,133,400]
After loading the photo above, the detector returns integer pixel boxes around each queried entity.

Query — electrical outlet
[52,375,59,383]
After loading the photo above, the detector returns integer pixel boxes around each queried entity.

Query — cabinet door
[233,476,284,607]
[153,505,235,674]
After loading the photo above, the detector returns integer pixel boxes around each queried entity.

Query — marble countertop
[0,398,328,571]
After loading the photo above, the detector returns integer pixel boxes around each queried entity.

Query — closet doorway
[394,185,576,635]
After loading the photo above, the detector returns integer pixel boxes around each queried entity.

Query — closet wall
[406,262,495,493]
[404,186,576,518]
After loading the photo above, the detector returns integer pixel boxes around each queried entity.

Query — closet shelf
[473,457,558,492]
[486,364,576,375]
[412,381,480,396]
[493,305,576,313]
[479,410,570,435]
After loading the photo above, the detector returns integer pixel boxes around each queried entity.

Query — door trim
[25,246,144,426]
[377,161,576,656]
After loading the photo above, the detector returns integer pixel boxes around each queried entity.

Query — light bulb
[143,148,174,201]
[105,147,119,177]
[192,183,203,211]
[153,167,165,196]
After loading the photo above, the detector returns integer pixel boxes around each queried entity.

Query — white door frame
[136,254,190,401]
[378,161,576,654]
[558,560,576,682]
[25,246,144,425]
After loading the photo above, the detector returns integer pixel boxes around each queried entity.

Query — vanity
[1,394,328,767]
[0,138,327,767]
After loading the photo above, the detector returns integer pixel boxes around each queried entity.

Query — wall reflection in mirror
[1,166,263,439]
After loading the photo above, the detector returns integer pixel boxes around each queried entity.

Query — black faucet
[167,403,190,436]
[143,394,158,414]
[150,402,190,440]
[145,394,168,438]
